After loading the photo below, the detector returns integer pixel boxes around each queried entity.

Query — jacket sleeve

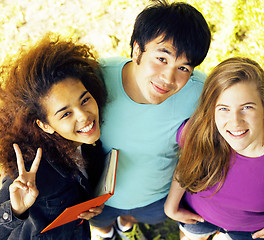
[0,176,25,240]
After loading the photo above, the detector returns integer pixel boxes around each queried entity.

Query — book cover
[41,148,119,233]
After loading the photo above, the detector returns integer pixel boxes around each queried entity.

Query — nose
[231,110,243,125]
[75,108,87,122]
[160,67,176,85]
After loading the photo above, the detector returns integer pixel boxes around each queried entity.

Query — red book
[41,149,119,233]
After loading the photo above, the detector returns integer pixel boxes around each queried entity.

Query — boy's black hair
[130,0,211,67]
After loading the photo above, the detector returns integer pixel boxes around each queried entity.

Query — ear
[36,119,55,134]
[132,41,141,62]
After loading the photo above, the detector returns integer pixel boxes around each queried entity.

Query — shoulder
[176,120,189,146]
[98,57,131,89]
[172,69,206,102]
[99,56,131,68]
[189,69,207,85]
[178,69,206,96]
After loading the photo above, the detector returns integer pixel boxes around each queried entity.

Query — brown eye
[81,97,90,105]
[179,66,189,72]
[158,57,167,63]
[61,112,71,119]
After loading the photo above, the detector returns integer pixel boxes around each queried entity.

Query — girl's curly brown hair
[0,35,107,179]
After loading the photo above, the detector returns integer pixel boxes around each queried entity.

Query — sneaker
[90,225,116,240]
[114,222,147,240]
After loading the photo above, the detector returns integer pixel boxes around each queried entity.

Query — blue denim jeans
[90,197,168,227]
[179,220,261,240]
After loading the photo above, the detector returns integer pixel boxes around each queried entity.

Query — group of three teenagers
[0,0,263,239]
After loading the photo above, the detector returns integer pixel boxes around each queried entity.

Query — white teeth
[78,122,94,133]
[229,130,247,136]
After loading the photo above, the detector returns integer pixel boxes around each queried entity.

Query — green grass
[113,219,180,240]
[139,219,180,240]
[117,219,217,239]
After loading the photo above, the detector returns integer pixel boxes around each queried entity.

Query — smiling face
[215,82,264,157]
[126,36,193,104]
[37,78,100,146]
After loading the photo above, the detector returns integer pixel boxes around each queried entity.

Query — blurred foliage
[0,0,263,74]
[187,0,264,72]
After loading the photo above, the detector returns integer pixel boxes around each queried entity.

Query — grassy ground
[139,219,180,240]
[118,219,217,239]
[116,219,181,240]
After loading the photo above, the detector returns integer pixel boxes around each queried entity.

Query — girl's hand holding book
[78,204,104,220]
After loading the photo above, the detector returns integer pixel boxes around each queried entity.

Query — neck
[73,141,83,147]
[122,61,134,98]
[236,145,264,158]
[122,61,145,103]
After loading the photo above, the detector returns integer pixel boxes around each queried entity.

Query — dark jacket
[0,142,105,240]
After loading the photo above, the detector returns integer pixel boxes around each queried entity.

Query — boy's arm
[164,180,204,224]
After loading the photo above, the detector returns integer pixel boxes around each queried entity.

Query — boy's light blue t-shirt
[99,57,205,209]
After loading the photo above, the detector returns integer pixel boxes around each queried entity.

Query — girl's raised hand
[9,144,42,217]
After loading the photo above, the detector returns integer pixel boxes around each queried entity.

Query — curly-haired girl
[0,35,107,239]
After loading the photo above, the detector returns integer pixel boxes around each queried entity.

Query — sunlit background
[0,0,263,74]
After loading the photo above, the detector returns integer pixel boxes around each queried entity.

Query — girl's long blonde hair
[175,57,264,193]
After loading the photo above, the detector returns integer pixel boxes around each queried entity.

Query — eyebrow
[158,47,174,55]
[54,90,89,116]
[80,91,89,100]
[242,102,257,106]
[215,103,228,107]
[157,47,191,65]
[216,102,257,107]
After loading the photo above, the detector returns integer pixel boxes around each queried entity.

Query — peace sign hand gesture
[9,144,42,217]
